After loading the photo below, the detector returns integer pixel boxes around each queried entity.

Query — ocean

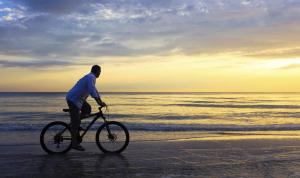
[2,92,300,144]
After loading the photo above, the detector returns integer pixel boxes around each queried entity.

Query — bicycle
[40,106,130,154]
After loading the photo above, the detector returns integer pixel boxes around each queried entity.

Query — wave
[124,124,300,131]
[226,112,300,118]
[0,111,213,121]
[0,112,67,121]
[3,122,300,132]
[173,103,300,109]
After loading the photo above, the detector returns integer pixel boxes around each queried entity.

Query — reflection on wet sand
[2,153,130,177]
[4,140,300,177]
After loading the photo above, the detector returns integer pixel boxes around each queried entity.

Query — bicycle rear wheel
[40,121,72,154]
[96,121,129,153]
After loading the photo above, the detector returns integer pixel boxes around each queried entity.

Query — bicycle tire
[96,121,129,153]
[40,121,72,154]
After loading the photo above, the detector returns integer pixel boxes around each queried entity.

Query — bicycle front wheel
[40,121,72,154]
[96,121,129,153]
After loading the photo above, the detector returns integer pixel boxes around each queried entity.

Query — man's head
[91,65,101,78]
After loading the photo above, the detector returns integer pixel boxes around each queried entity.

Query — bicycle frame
[79,109,109,139]
[58,108,112,141]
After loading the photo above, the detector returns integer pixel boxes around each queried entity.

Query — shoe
[72,145,85,151]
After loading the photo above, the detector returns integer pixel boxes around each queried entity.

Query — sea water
[2,92,300,144]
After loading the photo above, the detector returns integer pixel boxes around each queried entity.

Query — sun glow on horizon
[1,52,300,92]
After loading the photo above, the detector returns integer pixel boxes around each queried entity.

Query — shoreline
[3,130,300,145]
[3,130,300,151]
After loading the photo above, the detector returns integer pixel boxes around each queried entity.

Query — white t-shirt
[66,73,100,109]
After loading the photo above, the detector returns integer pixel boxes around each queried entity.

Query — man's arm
[87,76,106,106]
[94,97,106,107]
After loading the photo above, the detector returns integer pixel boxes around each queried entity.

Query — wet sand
[2,138,300,177]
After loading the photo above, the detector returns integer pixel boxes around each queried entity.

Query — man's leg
[81,101,91,118]
[67,100,81,147]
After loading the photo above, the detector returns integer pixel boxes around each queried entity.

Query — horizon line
[1,91,300,93]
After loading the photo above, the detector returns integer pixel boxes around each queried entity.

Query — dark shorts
[67,100,91,118]
[66,100,91,132]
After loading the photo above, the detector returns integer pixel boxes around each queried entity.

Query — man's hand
[100,101,106,107]
[94,97,106,107]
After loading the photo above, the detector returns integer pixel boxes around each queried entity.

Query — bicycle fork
[103,120,115,140]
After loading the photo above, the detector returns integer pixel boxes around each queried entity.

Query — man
[66,65,106,151]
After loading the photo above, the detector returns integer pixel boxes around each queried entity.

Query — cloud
[0,59,72,68]
[12,0,87,14]
[0,0,299,68]
[0,5,26,22]
[243,47,300,59]
[279,64,300,70]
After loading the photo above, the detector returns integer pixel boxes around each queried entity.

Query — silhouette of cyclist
[66,65,106,151]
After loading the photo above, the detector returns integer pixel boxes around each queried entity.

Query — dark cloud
[12,0,89,14]
[0,0,299,67]
[0,59,71,68]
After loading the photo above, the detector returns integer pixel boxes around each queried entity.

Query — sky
[0,0,300,92]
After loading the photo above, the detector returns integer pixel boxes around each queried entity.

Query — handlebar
[98,105,109,119]
[98,105,108,111]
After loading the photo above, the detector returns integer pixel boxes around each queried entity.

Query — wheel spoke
[40,122,72,154]
[96,122,129,153]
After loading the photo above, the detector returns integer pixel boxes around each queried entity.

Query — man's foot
[72,145,85,151]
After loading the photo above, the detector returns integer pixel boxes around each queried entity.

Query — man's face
[95,70,101,78]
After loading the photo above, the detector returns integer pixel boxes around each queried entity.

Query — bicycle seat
[63,109,70,112]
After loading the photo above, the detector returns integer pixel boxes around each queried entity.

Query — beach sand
[2,137,300,177]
